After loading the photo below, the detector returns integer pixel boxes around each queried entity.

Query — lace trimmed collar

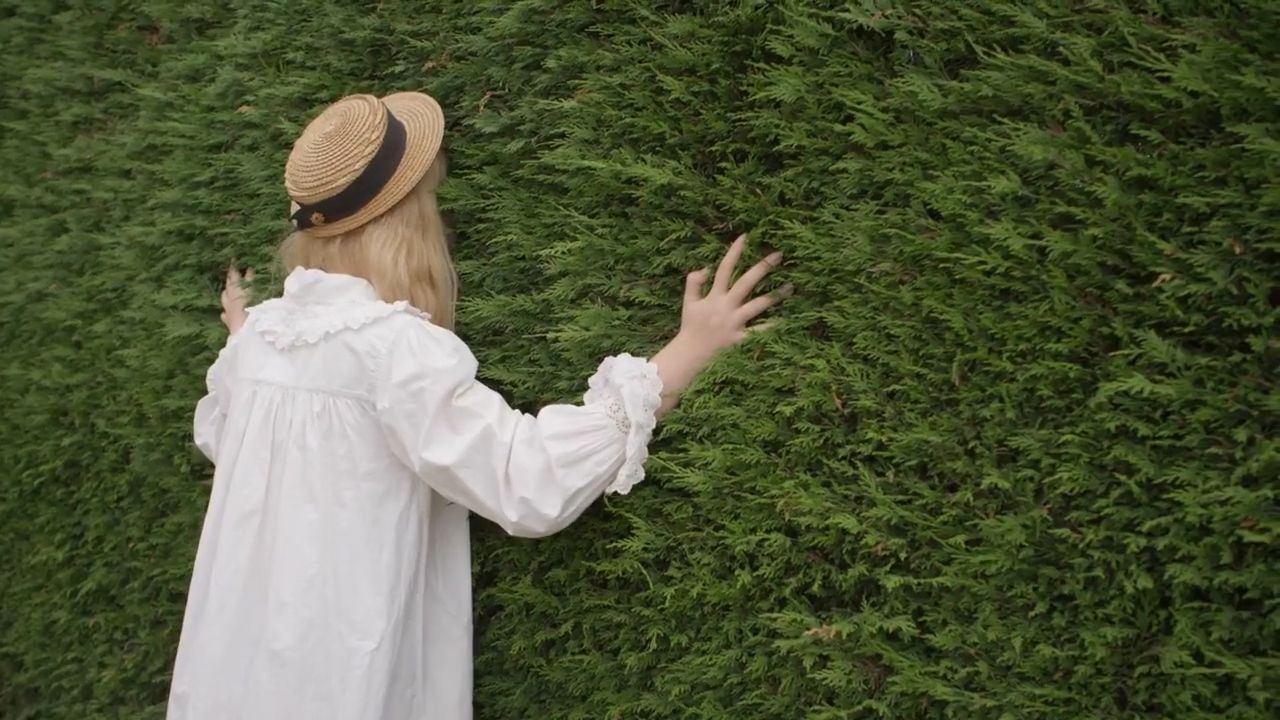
[282,267,379,303]
[245,267,429,349]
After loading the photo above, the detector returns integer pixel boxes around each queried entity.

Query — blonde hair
[279,155,456,328]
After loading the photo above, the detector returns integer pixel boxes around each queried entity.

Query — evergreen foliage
[1,1,1276,717]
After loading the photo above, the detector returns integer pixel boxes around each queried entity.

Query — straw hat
[284,92,445,237]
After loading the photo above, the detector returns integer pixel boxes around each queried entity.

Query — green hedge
[1,1,1276,717]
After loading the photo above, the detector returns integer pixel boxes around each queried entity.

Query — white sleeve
[374,321,663,538]
[193,336,238,463]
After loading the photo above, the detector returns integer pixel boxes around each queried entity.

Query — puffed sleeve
[374,321,663,538]
[193,334,239,463]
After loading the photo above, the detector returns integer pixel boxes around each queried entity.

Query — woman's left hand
[220,264,253,335]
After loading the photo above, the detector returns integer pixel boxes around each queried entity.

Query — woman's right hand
[650,234,790,417]
[220,264,254,336]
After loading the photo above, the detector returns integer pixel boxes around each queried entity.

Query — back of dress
[173,268,474,719]
[170,267,661,720]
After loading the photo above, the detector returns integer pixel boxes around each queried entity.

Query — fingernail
[779,283,795,297]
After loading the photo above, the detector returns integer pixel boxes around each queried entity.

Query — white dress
[167,267,663,720]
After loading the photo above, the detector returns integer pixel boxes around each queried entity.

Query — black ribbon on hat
[291,110,407,231]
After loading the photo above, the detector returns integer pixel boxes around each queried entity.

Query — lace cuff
[583,354,663,496]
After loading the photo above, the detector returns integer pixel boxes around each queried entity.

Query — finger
[244,268,256,281]
[712,233,747,293]
[746,319,778,334]
[684,268,710,304]
[735,284,793,323]
[227,264,242,285]
[730,251,783,301]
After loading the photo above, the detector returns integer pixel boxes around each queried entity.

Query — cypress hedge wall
[1,1,1275,718]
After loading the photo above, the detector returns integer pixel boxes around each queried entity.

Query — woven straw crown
[284,92,445,237]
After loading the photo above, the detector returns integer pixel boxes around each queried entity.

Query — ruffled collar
[282,267,380,304]
[245,267,428,349]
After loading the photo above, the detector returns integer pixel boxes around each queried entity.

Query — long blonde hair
[279,155,457,328]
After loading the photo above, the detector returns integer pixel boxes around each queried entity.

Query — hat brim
[297,92,445,238]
